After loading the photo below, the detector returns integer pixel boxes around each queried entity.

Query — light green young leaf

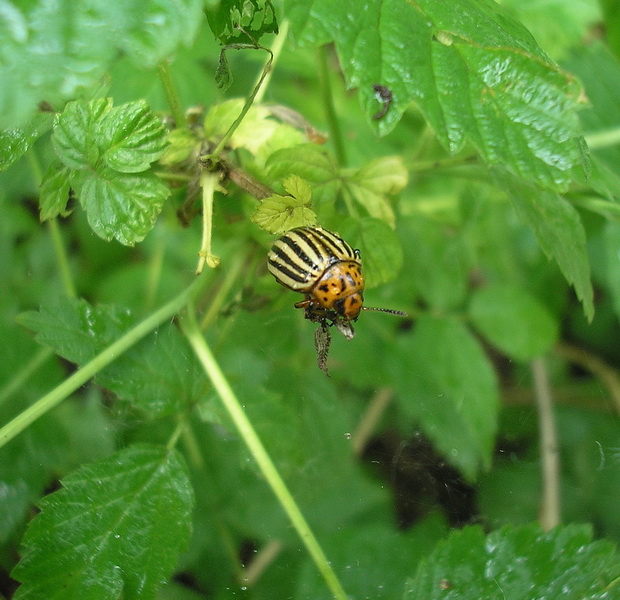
[338,217,402,288]
[52,99,113,170]
[505,180,594,321]
[12,445,194,600]
[345,156,408,227]
[97,100,168,173]
[406,523,620,599]
[159,128,200,166]
[266,144,341,204]
[251,175,317,234]
[469,284,559,361]
[78,169,170,245]
[39,162,73,220]
[389,316,499,480]
[285,0,589,192]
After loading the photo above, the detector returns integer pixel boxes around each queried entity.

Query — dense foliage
[1,0,620,598]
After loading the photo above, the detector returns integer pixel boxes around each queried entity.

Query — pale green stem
[48,218,77,298]
[181,310,349,600]
[196,172,222,274]
[0,347,54,407]
[254,19,289,104]
[585,126,620,150]
[0,275,208,449]
[317,45,347,167]
[158,60,186,128]
[209,47,274,161]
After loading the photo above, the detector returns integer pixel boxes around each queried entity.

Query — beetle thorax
[310,260,365,320]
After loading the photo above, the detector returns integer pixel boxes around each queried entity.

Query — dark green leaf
[97,100,168,173]
[285,0,589,191]
[19,298,206,418]
[469,284,559,361]
[389,316,499,480]
[52,99,113,170]
[0,113,53,171]
[12,445,194,600]
[603,222,620,322]
[78,168,169,245]
[405,523,620,599]
[206,0,278,45]
[505,180,594,321]
[338,217,403,288]
[39,162,73,220]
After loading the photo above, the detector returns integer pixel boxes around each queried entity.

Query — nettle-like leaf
[0,0,202,128]
[469,284,559,361]
[19,298,206,418]
[206,0,278,45]
[12,445,194,600]
[389,315,499,481]
[504,178,594,321]
[338,217,403,288]
[79,169,169,245]
[405,523,620,599]
[252,175,317,234]
[285,0,589,192]
[344,156,408,227]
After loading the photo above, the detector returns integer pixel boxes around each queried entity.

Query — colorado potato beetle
[268,226,407,349]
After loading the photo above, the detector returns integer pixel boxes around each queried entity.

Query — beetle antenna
[362,306,408,317]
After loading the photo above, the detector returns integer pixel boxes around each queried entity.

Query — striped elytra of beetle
[267,226,407,341]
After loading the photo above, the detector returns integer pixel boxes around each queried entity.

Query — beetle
[267,226,406,341]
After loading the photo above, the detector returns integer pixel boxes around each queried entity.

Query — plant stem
[48,218,77,298]
[531,357,560,531]
[585,126,620,150]
[158,60,186,128]
[196,172,222,274]
[209,47,274,161]
[0,275,209,449]
[254,19,289,104]
[317,45,347,167]
[181,310,349,600]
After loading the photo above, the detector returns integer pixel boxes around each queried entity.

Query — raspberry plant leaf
[284,0,589,192]
[39,162,72,220]
[0,113,54,171]
[11,444,194,600]
[405,523,620,599]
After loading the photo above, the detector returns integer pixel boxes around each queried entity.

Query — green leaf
[505,180,594,321]
[206,0,278,45]
[12,444,194,600]
[97,100,168,173]
[78,169,170,245]
[266,144,341,204]
[52,99,113,170]
[285,0,589,191]
[389,316,499,480]
[251,175,317,234]
[603,222,620,323]
[405,523,620,599]
[339,217,403,288]
[345,156,408,227]
[39,162,73,221]
[469,284,559,361]
[19,298,206,418]
[0,113,53,171]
